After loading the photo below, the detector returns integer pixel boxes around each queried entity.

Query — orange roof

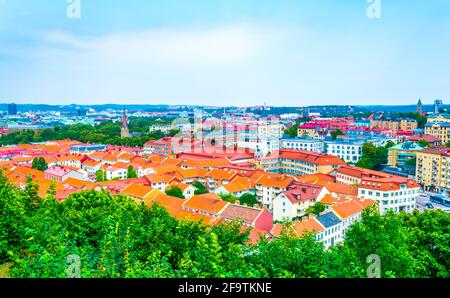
[151,194,185,216]
[175,210,219,226]
[300,173,336,184]
[310,181,358,196]
[206,168,238,181]
[278,149,346,166]
[271,218,325,238]
[255,174,293,188]
[122,184,154,199]
[222,182,253,193]
[183,193,229,215]
[332,200,365,219]
[145,173,177,184]
[82,159,102,167]
[64,177,95,190]
[320,194,351,205]
[359,177,420,191]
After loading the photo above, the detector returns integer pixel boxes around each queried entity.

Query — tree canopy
[0,172,448,278]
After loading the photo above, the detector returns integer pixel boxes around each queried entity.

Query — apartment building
[387,142,424,173]
[281,137,324,153]
[371,118,418,132]
[424,122,450,145]
[272,182,328,221]
[278,149,346,176]
[357,177,419,213]
[416,147,450,192]
[255,173,294,210]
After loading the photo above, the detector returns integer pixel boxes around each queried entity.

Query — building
[434,99,444,114]
[272,181,327,221]
[44,166,86,183]
[8,103,17,116]
[324,138,364,163]
[416,147,450,193]
[424,121,450,145]
[417,99,423,115]
[281,137,324,153]
[357,176,419,213]
[371,117,418,132]
[121,109,130,138]
[315,211,344,248]
[219,204,273,232]
[387,142,425,174]
[255,173,294,210]
[277,149,346,176]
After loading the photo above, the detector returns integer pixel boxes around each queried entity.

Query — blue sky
[0,0,449,106]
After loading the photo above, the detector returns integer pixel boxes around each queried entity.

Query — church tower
[121,108,130,138]
[417,99,423,115]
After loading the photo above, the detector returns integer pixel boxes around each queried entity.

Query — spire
[122,108,128,129]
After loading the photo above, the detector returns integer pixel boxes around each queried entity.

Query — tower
[434,99,443,114]
[417,99,423,115]
[121,108,130,138]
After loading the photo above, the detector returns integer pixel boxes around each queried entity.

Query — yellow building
[416,147,450,192]
[424,114,450,145]
[371,119,418,132]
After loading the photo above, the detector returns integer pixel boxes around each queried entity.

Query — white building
[358,177,420,214]
[282,137,324,153]
[324,140,363,163]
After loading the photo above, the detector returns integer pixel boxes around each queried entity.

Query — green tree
[96,170,107,182]
[193,181,209,195]
[307,202,326,216]
[165,186,185,199]
[417,140,430,148]
[218,193,237,204]
[127,165,138,179]
[239,193,259,207]
[31,157,48,171]
[384,140,395,149]
[331,129,345,140]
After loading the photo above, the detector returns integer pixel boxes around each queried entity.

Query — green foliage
[31,157,48,171]
[127,165,138,179]
[307,202,326,216]
[0,171,449,278]
[417,140,430,148]
[165,186,185,199]
[284,118,309,138]
[218,193,238,204]
[193,181,209,195]
[95,170,107,182]
[384,140,395,149]
[0,118,175,147]
[331,129,345,140]
[356,142,388,170]
[239,193,258,207]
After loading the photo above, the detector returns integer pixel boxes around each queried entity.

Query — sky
[0,0,449,107]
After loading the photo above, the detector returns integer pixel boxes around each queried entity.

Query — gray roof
[316,212,342,228]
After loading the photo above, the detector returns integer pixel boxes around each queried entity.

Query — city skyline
[1,0,450,106]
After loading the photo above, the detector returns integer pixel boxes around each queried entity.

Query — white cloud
[42,24,270,67]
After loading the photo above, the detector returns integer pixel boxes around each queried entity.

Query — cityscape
[0,0,449,289]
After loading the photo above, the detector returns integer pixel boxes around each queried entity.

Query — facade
[272,182,327,221]
[278,149,346,176]
[357,177,419,213]
[371,118,418,132]
[416,147,450,192]
[387,142,425,174]
[324,139,363,163]
[424,114,450,144]
[281,137,324,153]
[44,166,86,183]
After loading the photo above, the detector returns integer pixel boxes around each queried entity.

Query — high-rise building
[417,99,423,114]
[434,99,444,114]
[8,103,17,115]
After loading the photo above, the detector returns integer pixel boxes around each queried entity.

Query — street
[416,192,450,213]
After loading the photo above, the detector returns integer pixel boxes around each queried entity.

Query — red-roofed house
[273,181,328,221]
